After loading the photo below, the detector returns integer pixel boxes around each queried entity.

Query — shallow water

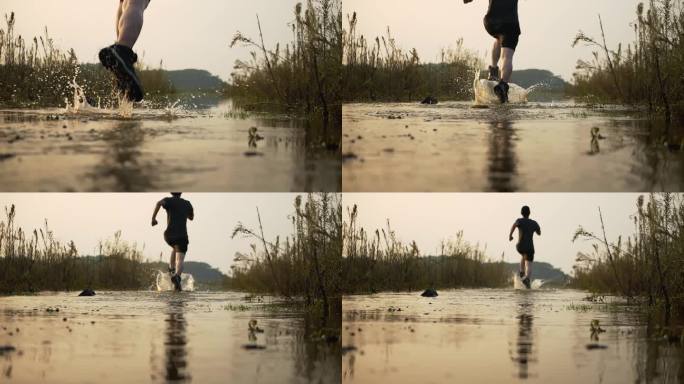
[0,291,340,383]
[342,289,683,384]
[342,102,684,192]
[0,101,340,192]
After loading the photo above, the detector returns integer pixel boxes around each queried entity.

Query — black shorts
[516,243,534,262]
[164,233,189,253]
[484,19,520,50]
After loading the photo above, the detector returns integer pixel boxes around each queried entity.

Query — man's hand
[464,0,473,3]
[152,219,158,227]
[509,235,514,242]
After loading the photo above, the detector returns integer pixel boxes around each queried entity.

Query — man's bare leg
[169,249,177,273]
[524,259,532,280]
[501,47,515,83]
[174,248,186,277]
[117,0,148,48]
[116,2,123,40]
[489,39,502,80]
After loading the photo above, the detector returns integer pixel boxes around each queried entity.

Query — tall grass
[573,194,684,322]
[342,13,481,102]
[229,193,341,313]
[0,205,151,293]
[342,205,508,294]
[571,1,684,123]
[230,0,342,130]
[0,12,175,108]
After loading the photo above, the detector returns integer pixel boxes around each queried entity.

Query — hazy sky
[2,0,301,81]
[0,193,303,274]
[343,194,652,274]
[344,0,642,80]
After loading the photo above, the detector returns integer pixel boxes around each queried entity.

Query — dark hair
[521,206,531,218]
[171,192,182,197]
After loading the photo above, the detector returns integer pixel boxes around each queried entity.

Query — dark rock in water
[421,288,438,297]
[241,344,266,350]
[585,343,608,350]
[421,96,438,105]
[79,289,96,297]
[0,345,16,355]
[341,346,358,355]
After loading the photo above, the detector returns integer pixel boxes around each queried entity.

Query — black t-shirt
[486,0,519,25]
[161,197,193,238]
[515,217,540,251]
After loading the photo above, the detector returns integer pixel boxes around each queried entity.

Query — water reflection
[164,299,190,382]
[487,119,518,192]
[90,121,156,191]
[510,295,537,380]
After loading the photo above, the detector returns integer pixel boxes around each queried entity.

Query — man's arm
[464,0,474,3]
[509,222,518,241]
[188,204,194,221]
[151,200,163,226]
[536,223,541,236]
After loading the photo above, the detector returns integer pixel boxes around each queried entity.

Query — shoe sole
[494,86,508,104]
[98,47,144,102]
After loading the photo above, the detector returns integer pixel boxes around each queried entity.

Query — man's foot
[98,44,144,102]
[494,81,509,104]
[171,274,182,292]
[168,266,175,276]
[488,66,500,81]
[519,271,525,279]
[522,277,531,289]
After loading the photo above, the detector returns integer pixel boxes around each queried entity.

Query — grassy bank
[0,12,175,108]
[571,1,684,123]
[572,193,684,322]
[342,205,508,294]
[342,13,481,102]
[228,193,341,313]
[0,205,150,293]
[229,0,342,132]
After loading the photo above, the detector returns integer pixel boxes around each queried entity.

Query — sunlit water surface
[0,99,340,192]
[0,291,339,384]
[342,289,683,384]
[342,101,684,192]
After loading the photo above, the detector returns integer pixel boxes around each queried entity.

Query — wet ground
[342,289,683,384]
[0,101,340,192]
[0,291,340,384]
[342,102,684,192]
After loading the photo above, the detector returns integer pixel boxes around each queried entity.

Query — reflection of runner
[464,0,520,103]
[98,0,151,102]
[509,206,540,289]
[152,193,194,291]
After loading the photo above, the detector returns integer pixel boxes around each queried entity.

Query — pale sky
[344,0,643,80]
[343,194,653,274]
[1,0,302,81]
[0,193,303,274]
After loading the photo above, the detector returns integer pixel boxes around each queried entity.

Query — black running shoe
[171,275,182,292]
[98,44,144,102]
[522,277,531,289]
[488,66,500,81]
[494,81,509,104]
[168,266,175,276]
[519,271,525,279]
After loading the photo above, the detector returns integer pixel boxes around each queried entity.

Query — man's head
[171,192,182,198]
[521,206,531,218]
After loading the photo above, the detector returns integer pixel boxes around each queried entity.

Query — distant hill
[510,69,569,91]
[165,69,226,92]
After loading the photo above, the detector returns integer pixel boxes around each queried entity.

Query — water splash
[512,272,545,290]
[472,70,543,105]
[154,270,195,292]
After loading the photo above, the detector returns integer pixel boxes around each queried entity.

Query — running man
[464,0,521,103]
[152,193,194,291]
[509,206,540,289]
[98,0,151,102]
